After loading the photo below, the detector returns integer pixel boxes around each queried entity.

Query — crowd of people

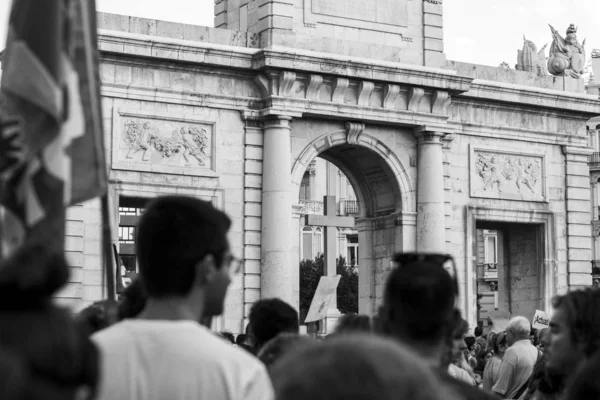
[1,195,600,400]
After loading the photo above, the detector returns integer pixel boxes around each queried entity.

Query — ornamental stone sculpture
[547,24,586,79]
[516,36,547,76]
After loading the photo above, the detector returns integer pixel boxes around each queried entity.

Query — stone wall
[98,12,259,48]
[506,224,540,319]
[215,0,445,66]
[56,200,104,311]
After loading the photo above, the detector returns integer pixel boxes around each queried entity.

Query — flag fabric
[0,0,107,258]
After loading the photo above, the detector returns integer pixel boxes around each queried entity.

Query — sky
[0,0,598,68]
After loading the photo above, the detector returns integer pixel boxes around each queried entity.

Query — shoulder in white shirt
[93,320,274,400]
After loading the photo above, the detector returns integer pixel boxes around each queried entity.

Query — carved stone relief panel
[112,110,217,177]
[470,146,546,202]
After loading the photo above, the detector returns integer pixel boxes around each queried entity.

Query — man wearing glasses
[92,195,273,400]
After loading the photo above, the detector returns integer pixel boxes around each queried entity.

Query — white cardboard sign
[304,275,341,323]
[532,310,551,330]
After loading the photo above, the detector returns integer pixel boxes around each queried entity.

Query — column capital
[261,115,294,130]
[414,125,454,144]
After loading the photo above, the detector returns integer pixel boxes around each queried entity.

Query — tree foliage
[299,254,358,323]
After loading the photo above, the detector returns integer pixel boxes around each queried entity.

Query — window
[346,235,359,266]
[300,173,310,201]
[485,235,497,264]
[302,227,313,261]
[118,197,150,275]
[314,228,322,255]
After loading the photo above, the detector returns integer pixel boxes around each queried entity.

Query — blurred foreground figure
[271,335,458,400]
[564,352,600,400]
[0,243,99,400]
[544,289,600,398]
[257,333,315,373]
[92,196,273,400]
[380,253,496,400]
[332,313,372,336]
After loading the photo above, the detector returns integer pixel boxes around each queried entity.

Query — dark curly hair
[334,314,372,335]
[249,298,299,352]
[552,288,600,358]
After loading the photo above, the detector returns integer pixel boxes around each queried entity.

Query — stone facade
[57,6,600,331]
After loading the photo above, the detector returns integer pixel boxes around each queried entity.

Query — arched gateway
[290,126,415,316]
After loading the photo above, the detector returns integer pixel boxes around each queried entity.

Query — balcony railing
[590,152,600,167]
[341,200,359,215]
[300,200,323,215]
[299,199,360,216]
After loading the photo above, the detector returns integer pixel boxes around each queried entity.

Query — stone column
[291,204,304,311]
[415,129,446,253]
[261,116,294,305]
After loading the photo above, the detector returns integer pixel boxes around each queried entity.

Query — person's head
[220,331,235,344]
[76,301,111,336]
[441,308,469,368]
[117,278,147,320]
[537,328,550,352]
[564,352,600,400]
[257,333,315,372]
[334,314,372,335]
[271,335,458,400]
[492,331,508,356]
[506,316,531,346]
[248,298,299,352]
[0,304,99,399]
[236,334,247,346]
[474,326,483,338]
[136,195,235,318]
[546,289,600,378]
[381,253,457,349]
[530,327,539,345]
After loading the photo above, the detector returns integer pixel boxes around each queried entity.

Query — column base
[320,308,342,335]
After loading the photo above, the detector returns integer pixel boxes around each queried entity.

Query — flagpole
[101,193,116,302]
[79,0,116,307]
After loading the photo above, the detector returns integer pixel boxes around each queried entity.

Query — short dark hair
[552,288,600,358]
[249,299,299,350]
[236,334,247,345]
[382,254,456,344]
[220,331,235,344]
[334,314,372,335]
[474,326,483,337]
[136,196,231,298]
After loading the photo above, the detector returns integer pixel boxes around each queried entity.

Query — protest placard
[304,275,341,323]
[532,310,551,330]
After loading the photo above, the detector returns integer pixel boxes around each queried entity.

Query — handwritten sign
[532,310,551,330]
[304,275,341,323]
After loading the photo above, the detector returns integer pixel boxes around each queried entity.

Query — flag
[0,0,107,258]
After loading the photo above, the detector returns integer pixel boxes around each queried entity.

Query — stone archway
[291,126,417,316]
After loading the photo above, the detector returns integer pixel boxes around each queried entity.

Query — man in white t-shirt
[492,316,539,399]
[93,196,274,400]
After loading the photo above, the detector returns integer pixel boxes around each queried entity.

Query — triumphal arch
[61,0,600,332]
